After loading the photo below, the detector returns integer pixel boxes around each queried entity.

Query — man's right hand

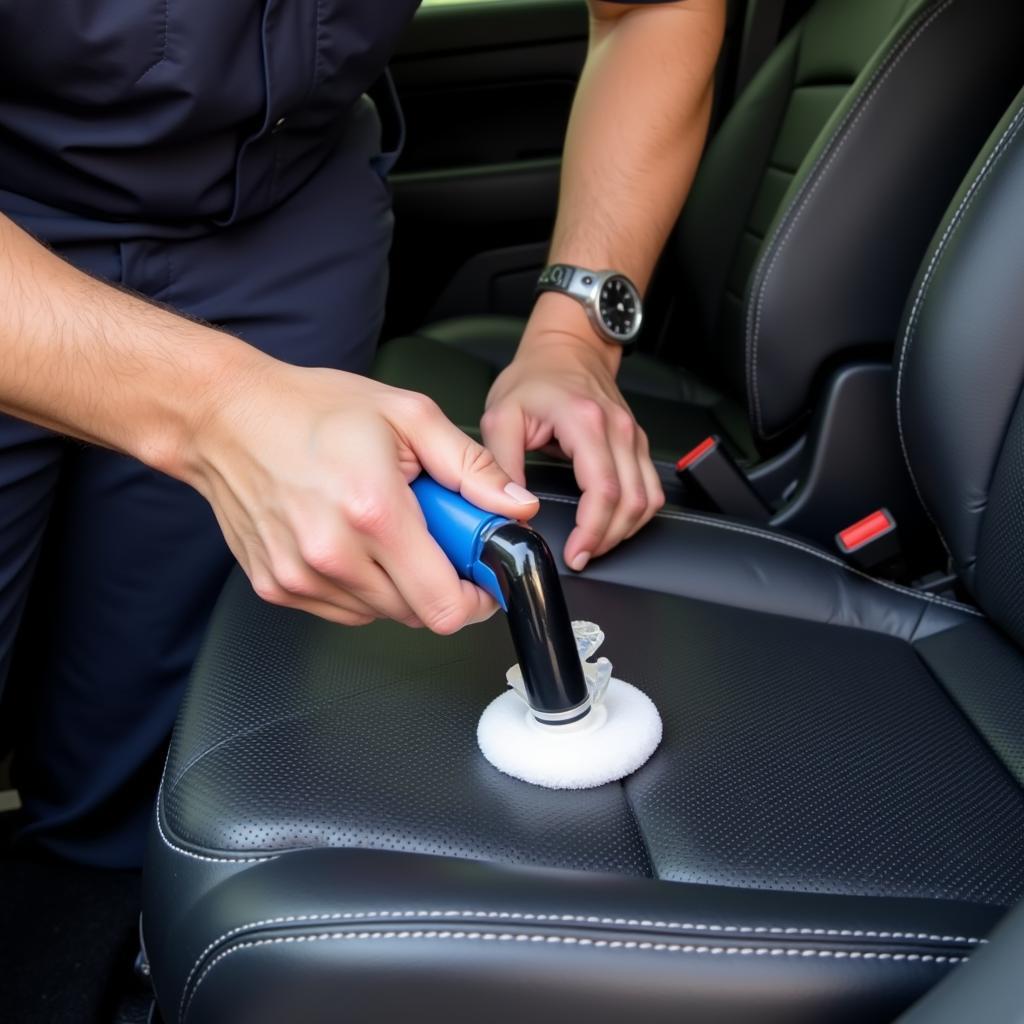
[0,213,535,633]
[181,359,540,633]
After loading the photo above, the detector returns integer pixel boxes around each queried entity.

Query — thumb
[409,401,539,522]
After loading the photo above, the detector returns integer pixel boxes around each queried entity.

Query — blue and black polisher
[412,476,662,790]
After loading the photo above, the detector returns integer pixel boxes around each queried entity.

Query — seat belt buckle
[835,508,901,570]
[674,436,771,521]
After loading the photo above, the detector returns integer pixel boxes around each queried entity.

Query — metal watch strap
[537,264,590,298]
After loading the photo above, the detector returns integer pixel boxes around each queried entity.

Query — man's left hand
[481,326,664,572]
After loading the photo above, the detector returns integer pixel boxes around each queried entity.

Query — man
[0,0,724,867]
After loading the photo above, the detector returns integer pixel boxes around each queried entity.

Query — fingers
[246,552,387,627]
[248,497,494,635]
[557,400,664,568]
[630,429,666,539]
[369,485,501,634]
[395,392,539,522]
[247,516,425,627]
[556,400,620,570]
[480,403,528,486]
[593,408,650,558]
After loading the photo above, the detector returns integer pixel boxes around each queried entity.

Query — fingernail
[570,551,591,572]
[504,482,538,505]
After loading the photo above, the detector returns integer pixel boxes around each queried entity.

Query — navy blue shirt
[0,1,420,237]
[0,1,675,241]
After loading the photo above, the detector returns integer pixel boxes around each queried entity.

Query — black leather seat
[374,0,1024,470]
[143,90,1024,1023]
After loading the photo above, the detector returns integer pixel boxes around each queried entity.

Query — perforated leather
[145,498,1024,1023]
[917,621,1024,787]
[162,553,1024,905]
[163,581,651,875]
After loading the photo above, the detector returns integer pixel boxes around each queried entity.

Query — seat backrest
[897,87,1024,647]
[671,0,1024,447]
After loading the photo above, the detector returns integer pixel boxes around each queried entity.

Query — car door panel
[384,0,590,338]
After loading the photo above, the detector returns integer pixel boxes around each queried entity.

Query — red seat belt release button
[675,436,718,473]
[674,435,770,521]
[835,508,900,568]
[837,509,895,552]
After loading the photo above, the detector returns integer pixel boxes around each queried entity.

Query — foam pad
[477,678,663,790]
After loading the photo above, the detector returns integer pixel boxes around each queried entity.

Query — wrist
[521,292,623,375]
[138,325,277,486]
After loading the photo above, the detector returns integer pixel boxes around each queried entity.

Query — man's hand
[0,214,539,635]
[482,311,663,573]
[186,361,540,632]
[478,0,722,570]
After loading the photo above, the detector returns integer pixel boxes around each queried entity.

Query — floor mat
[0,813,146,1024]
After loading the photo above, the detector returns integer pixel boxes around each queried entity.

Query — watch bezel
[588,272,643,345]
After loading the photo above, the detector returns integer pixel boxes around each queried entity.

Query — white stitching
[180,907,986,1016]
[182,908,986,999]
[894,101,1024,559]
[538,492,980,617]
[183,930,968,1020]
[745,0,956,437]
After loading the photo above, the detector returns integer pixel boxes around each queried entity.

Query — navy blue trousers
[0,106,395,868]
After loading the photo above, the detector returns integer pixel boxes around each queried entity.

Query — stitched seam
[154,760,276,866]
[182,930,968,1021]
[744,0,955,437]
[894,101,1024,563]
[538,493,980,616]
[183,909,987,996]
[134,0,170,84]
[180,910,986,1016]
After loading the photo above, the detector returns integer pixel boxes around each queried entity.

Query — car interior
[3,1,1024,1021]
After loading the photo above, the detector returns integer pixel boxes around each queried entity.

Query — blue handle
[411,476,511,608]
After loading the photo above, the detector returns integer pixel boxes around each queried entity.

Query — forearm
[531,0,724,361]
[0,213,267,479]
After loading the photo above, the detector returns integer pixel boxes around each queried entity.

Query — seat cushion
[373,317,756,465]
[143,498,1024,1023]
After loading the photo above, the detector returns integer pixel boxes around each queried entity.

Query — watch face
[598,276,640,339]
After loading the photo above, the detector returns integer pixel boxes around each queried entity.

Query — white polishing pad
[477,678,663,790]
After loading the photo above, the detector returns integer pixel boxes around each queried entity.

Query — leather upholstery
[143,30,1024,1024]
[143,499,1024,1022]
[896,896,1024,1024]
[375,0,1024,457]
[152,849,1002,1024]
[727,0,1023,439]
[896,94,1024,642]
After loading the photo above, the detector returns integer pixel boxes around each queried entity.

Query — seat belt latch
[835,508,900,570]
[674,436,771,521]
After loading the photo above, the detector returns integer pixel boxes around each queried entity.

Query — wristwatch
[536,264,643,347]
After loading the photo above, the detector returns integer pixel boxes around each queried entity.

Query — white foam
[476,678,663,790]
